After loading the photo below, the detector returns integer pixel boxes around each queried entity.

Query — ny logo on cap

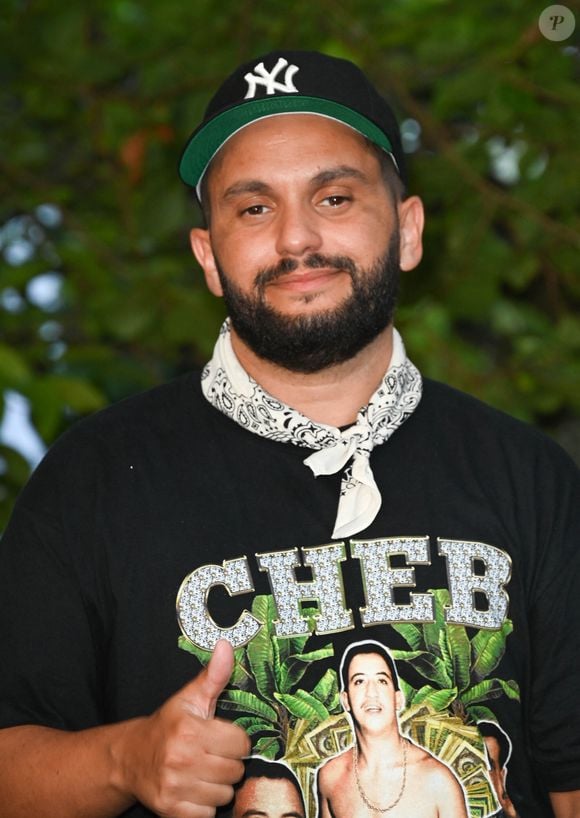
[244,57,299,99]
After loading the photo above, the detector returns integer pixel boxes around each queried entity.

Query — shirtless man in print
[317,641,468,818]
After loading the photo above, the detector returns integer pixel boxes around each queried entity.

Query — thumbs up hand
[176,638,239,720]
[115,640,250,818]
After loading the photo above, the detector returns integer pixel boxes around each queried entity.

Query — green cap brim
[179,95,395,193]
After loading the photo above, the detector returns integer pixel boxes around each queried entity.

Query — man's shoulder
[317,746,351,785]
[49,372,206,450]
[421,377,534,433]
[408,741,462,791]
[23,372,212,488]
[76,371,203,433]
[418,377,578,471]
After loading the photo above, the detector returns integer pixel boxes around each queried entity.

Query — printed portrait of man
[230,757,306,818]
[316,639,468,818]
[478,721,520,818]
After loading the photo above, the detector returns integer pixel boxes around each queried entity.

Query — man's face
[232,776,305,818]
[484,736,507,802]
[190,114,423,373]
[341,651,402,735]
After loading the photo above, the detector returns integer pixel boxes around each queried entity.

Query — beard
[215,230,401,374]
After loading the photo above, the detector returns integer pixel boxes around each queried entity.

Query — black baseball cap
[179,50,406,197]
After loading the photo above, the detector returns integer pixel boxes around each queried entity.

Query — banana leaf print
[391,588,519,725]
[179,594,338,758]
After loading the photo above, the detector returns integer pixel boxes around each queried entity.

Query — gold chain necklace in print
[353,738,408,814]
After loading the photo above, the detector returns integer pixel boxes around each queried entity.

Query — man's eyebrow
[350,670,391,680]
[241,810,268,817]
[222,166,369,201]
[311,165,369,186]
[222,180,272,200]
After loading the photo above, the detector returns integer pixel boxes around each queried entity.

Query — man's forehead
[239,776,299,796]
[484,735,501,753]
[218,113,369,157]
[207,113,381,192]
[349,651,393,677]
[235,776,304,817]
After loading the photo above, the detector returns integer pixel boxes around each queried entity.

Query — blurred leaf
[0,345,31,388]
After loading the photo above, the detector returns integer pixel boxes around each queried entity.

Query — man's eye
[243,204,269,216]
[322,195,350,207]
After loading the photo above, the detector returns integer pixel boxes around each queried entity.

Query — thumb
[182,639,234,719]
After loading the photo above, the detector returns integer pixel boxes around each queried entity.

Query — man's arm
[431,765,468,818]
[550,791,580,818]
[0,641,250,818]
[315,765,333,818]
[316,789,332,818]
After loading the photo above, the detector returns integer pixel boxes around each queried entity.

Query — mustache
[254,253,357,291]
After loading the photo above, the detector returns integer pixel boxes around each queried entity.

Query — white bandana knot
[201,321,422,538]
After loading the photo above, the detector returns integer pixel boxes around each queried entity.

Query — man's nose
[275,203,323,257]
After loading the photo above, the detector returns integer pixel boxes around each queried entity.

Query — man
[478,722,519,818]
[231,758,305,818]
[316,641,468,818]
[0,50,579,818]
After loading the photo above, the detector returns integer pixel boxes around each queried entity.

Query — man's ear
[340,690,351,713]
[397,195,424,272]
[395,689,405,712]
[190,227,223,296]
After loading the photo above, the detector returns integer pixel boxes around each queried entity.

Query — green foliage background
[1,0,579,527]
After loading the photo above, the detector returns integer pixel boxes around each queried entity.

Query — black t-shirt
[1,373,579,817]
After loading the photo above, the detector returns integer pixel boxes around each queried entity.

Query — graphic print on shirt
[176,537,519,818]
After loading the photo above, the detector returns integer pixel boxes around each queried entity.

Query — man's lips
[362,702,382,712]
[267,268,346,292]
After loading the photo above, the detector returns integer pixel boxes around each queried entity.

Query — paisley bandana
[201,320,422,538]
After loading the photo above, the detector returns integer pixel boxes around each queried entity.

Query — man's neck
[230,326,394,427]
[355,728,404,769]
